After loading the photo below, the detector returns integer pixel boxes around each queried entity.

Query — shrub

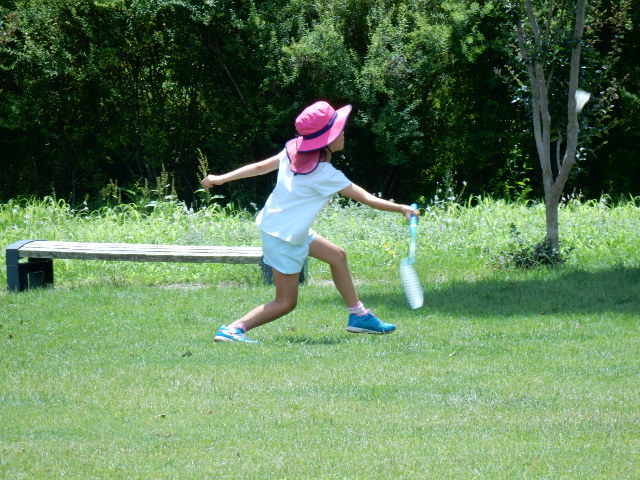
[492,224,573,269]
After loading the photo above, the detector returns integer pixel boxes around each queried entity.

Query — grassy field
[1,197,639,479]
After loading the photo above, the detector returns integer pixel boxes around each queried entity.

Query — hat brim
[286,139,322,175]
[296,104,352,153]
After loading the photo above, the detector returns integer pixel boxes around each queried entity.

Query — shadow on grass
[364,267,640,317]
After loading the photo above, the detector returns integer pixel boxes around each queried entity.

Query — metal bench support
[260,258,307,285]
[6,240,54,292]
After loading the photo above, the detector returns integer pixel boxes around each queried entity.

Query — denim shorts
[261,231,316,274]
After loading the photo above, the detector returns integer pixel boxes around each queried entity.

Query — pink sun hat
[285,140,322,175]
[295,101,352,153]
[286,101,352,174]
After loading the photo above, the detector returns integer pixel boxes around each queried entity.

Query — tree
[1,0,636,205]
[512,0,589,251]
[511,0,634,250]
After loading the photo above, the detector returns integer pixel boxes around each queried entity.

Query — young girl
[201,101,419,343]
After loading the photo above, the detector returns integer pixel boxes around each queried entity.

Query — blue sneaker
[346,312,396,334]
[214,325,259,344]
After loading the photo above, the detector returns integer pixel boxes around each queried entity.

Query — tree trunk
[545,194,560,250]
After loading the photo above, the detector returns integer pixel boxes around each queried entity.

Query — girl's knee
[284,301,297,314]
[275,298,297,315]
[332,246,348,265]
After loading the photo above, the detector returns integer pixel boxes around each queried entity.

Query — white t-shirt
[256,148,352,245]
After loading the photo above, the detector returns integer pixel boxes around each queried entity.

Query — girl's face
[328,131,345,153]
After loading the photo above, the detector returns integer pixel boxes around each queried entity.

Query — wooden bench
[6,240,304,291]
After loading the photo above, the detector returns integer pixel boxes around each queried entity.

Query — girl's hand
[400,205,420,221]
[201,174,226,189]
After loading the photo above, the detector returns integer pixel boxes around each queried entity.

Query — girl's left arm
[339,183,419,219]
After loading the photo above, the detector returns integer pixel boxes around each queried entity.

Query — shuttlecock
[575,89,591,114]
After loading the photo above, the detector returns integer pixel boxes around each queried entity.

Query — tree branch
[516,8,553,195]
[524,0,542,46]
[545,0,556,38]
[535,60,553,190]
[553,0,587,199]
[516,19,543,157]
[213,36,251,111]
[556,127,562,173]
[546,64,555,89]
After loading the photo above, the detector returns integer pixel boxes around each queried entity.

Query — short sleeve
[312,164,352,197]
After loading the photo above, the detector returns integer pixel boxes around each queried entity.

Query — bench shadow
[361,267,640,317]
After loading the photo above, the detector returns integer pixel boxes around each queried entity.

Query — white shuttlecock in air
[575,89,591,114]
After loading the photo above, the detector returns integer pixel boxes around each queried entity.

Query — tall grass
[1,195,639,287]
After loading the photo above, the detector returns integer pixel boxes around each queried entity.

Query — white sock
[348,302,368,316]
[228,321,248,332]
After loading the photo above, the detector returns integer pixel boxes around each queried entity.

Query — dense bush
[0,0,637,206]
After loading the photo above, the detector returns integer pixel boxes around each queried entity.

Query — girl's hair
[319,147,333,163]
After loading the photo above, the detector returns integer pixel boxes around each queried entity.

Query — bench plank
[7,239,307,292]
[17,241,263,264]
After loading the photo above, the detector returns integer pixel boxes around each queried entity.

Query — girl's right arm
[339,183,419,220]
[201,155,279,188]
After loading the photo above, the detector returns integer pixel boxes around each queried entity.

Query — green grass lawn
[1,198,639,478]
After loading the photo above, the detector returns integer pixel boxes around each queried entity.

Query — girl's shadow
[275,335,350,345]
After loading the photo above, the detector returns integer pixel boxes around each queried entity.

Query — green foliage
[0,0,638,206]
[495,145,534,202]
[581,2,640,196]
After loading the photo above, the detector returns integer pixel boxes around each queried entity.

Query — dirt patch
[158,282,209,290]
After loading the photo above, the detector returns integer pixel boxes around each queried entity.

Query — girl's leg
[308,234,359,307]
[308,234,395,334]
[231,268,300,332]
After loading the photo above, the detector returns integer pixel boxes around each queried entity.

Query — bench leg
[260,258,307,285]
[299,259,308,284]
[7,253,21,292]
[7,252,53,292]
[7,240,54,292]
[260,259,273,285]
[7,240,29,292]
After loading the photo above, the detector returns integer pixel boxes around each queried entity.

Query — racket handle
[409,203,419,228]
[408,203,418,260]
